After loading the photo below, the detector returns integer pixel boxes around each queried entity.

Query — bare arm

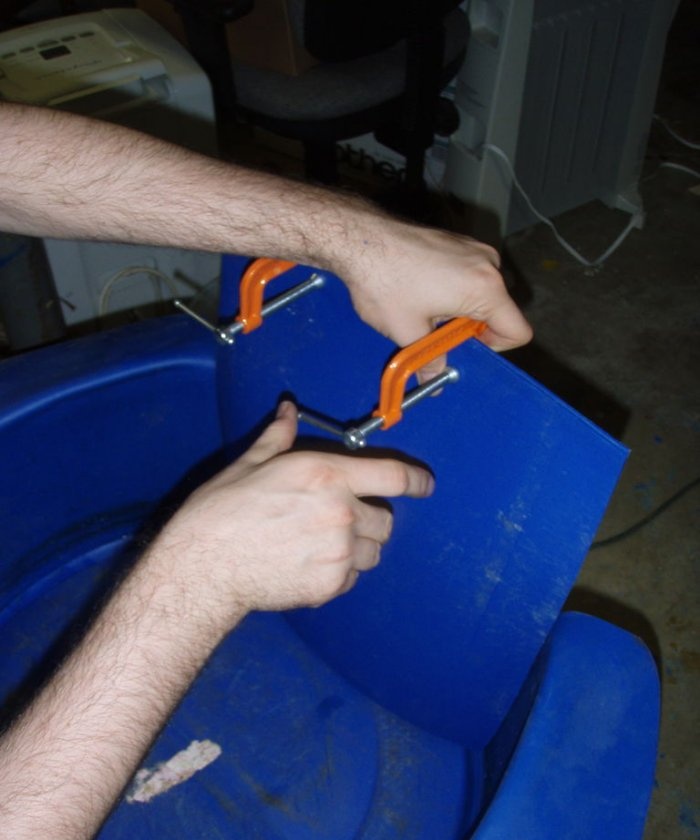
[0,403,434,839]
[0,102,531,353]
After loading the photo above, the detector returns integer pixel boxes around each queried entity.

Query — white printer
[0,8,219,326]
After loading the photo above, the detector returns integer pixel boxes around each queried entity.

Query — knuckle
[312,568,355,608]
[329,497,356,529]
[320,528,354,567]
[481,243,501,268]
[300,456,340,489]
[473,261,504,291]
[334,531,356,563]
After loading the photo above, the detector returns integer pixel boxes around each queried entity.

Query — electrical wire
[482,143,643,267]
[648,116,700,181]
[590,475,700,550]
[657,161,700,180]
[98,266,180,317]
[653,114,700,150]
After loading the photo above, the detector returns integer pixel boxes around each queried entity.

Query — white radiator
[445,0,680,240]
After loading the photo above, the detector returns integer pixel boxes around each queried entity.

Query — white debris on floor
[127,739,222,804]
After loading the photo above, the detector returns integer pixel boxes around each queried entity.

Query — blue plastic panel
[216,266,629,747]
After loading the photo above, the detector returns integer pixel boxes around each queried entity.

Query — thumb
[238,400,298,469]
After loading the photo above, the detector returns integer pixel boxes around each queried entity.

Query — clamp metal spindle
[173,299,234,344]
[174,273,325,345]
[344,367,459,449]
[297,366,460,449]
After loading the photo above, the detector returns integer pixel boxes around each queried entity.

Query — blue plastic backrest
[475,612,660,840]
[216,265,629,748]
[0,318,223,608]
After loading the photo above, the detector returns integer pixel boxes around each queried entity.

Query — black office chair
[170,0,467,193]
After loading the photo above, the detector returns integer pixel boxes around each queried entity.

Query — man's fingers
[335,457,435,500]
[337,537,382,596]
[478,298,533,352]
[353,500,393,545]
[416,352,447,385]
[352,537,382,571]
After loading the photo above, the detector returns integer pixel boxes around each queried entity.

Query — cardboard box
[137,0,316,76]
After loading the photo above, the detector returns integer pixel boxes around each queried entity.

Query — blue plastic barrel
[0,270,659,838]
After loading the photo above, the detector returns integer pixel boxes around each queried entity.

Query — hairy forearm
[0,102,379,271]
[0,102,531,351]
[0,540,241,840]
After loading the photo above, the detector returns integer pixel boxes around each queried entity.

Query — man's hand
[333,216,533,379]
[153,400,434,631]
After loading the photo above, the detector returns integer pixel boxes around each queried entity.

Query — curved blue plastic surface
[0,310,659,838]
[215,266,629,747]
[0,532,477,840]
[474,613,660,840]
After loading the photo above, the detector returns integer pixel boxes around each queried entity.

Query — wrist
[135,532,250,648]
[226,170,387,278]
[314,194,391,286]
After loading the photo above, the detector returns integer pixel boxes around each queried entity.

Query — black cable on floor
[590,475,700,550]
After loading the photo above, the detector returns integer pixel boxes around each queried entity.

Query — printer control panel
[0,16,158,106]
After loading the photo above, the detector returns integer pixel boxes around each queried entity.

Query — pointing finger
[353,500,393,545]
[333,457,435,500]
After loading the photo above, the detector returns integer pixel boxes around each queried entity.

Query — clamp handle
[236,258,297,333]
[374,317,487,429]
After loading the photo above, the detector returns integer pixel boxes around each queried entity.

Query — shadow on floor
[505,341,630,441]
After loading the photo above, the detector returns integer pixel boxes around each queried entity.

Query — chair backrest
[290,0,461,62]
[216,264,628,748]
